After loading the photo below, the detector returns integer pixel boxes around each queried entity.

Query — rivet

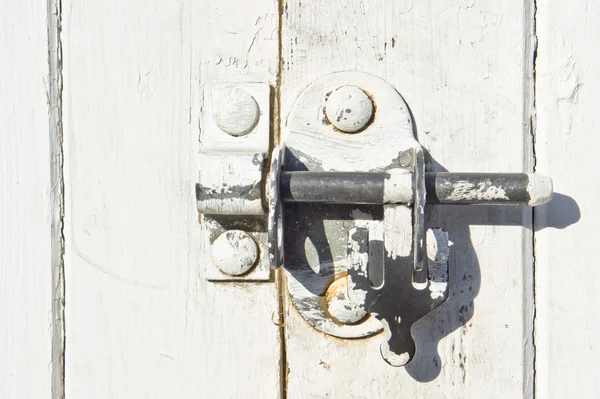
[213,88,259,137]
[325,276,368,324]
[212,230,258,276]
[325,85,374,133]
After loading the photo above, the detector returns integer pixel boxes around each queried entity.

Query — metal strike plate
[266,71,553,366]
[197,82,271,282]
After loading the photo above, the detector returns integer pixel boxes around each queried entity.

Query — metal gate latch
[197,72,553,367]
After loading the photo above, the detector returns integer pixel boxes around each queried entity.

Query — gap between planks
[47,0,66,397]
[276,1,287,398]
[526,0,539,397]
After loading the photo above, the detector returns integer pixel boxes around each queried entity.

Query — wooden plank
[0,0,55,397]
[280,1,535,397]
[62,1,281,397]
[535,2,600,397]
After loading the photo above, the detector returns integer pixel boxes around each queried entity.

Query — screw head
[213,88,260,137]
[325,276,368,324]
[212,230,259,276]
[325,85,374,133]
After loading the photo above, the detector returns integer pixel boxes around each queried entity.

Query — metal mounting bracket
[266,71,553,366]
[197,82,271,281]
[196,72,553,366]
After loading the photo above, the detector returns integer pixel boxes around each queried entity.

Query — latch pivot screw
[212,88,260,137]
[212,230,259,276]
[325,85,374,133]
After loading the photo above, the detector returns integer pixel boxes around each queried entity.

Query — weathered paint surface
[526,173,553,206]
[281,0,536,396]
[61,0,282,397]
[200,82,271,152]
[3,0,599,397]
[0,0,55,396]
[427,229,450,301]
[196,153,265,215]
[324,276,368,324]
[211,230,259,276]
[445,180,509,202]
[535,1,600,397]
[212,88,260,137]
[324,85,374,133]
[383,169,413,204]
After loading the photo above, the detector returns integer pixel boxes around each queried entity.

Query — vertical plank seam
[530,1,539,397]
[47,0,65,397]
[524,0,539,397]
[276,1,287,398]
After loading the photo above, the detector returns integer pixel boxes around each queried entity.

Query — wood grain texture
[62,1,281,397]
[281,1,535,397]
[0,0,54,396]
[535,1,600,397]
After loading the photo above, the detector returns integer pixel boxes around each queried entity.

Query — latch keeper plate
[197,82,271,281]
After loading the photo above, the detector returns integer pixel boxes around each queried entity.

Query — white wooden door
[1,1,597,398]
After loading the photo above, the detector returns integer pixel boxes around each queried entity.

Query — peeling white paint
[212,230,258,276]
[200,82,270,152]
[383,169,413,204]
[447,180,509,202]
[347,277,368,307]
[280,1,538,395]
[526,173,553,206]
[426,229,449,300]
[383,205,412,259]
[212,87,260,136]
[429,281,447,300]
[347,229,369,274]
[283,71,418,173]
[325,277,368,324]
[379,319,410,366]
[197,153,265,215]
[324,85,374,133]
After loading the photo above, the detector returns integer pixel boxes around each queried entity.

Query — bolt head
[325,85,374,133]
[325,276,368,324]
[213,88,260,137]
[212,230,259,276]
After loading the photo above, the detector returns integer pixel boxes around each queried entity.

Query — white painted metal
[212,230,259,276]
[61,1,281,398]
[197,153,265,215]
[204,216,272,282]
[527,174,553,206]
[281,1,536,397]
[0,0,54,397]
[201,83,271,152]
[325,85,374,133]
[324,277,368,325]
[281,71,424,343]
[535,2,600,397]
[213,88,260,137]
